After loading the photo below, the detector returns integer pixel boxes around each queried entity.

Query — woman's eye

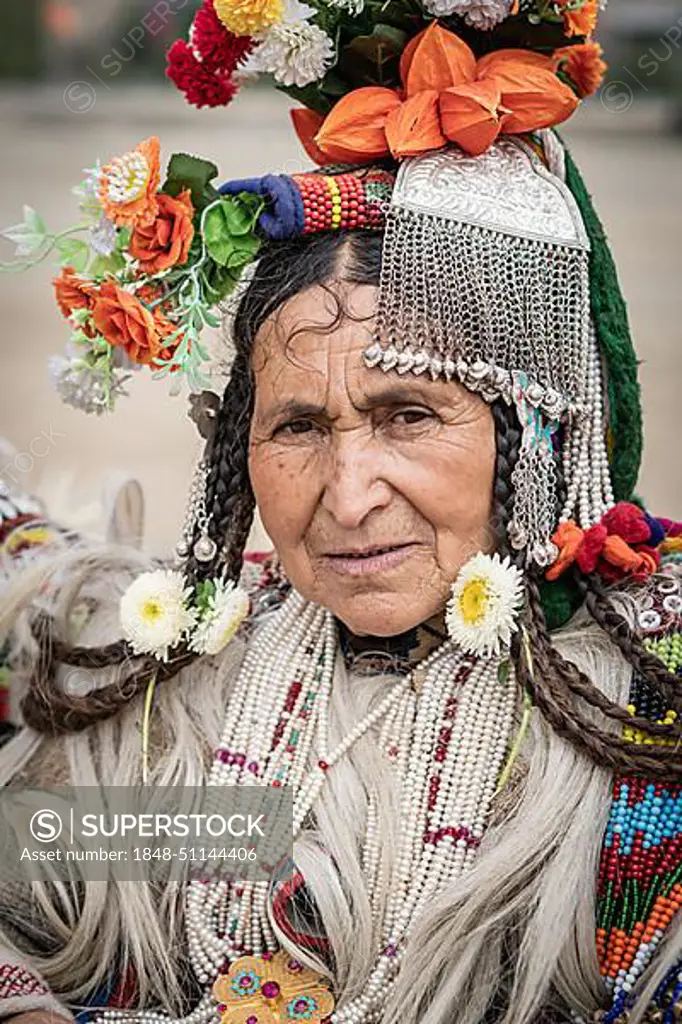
[390,408,433,426]
[274,419,317,437]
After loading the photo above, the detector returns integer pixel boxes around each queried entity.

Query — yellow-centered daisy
[446,552,525,657]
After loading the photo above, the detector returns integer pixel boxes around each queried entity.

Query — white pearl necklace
[98,589,518,1024]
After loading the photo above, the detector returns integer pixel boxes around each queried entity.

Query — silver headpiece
[363,135,614,568]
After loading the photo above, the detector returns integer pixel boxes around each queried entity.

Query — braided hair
[489,404,682,782]
[19,236,682,782]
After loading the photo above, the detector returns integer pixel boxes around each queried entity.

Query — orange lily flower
[312,23,579,164]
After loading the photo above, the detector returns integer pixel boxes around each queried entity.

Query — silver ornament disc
[194,535,218,563]
[175,538,191,560]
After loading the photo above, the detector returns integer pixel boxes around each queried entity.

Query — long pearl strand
[560,320,614,529]
[98,588,518,1024]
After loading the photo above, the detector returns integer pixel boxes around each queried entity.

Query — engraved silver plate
[390,138,590,250]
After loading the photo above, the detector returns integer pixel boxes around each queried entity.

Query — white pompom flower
[445,552,525,657]
[189,579,251,656]
[120,569,197,662]
[422,0,512,29]
[242,21,335,87]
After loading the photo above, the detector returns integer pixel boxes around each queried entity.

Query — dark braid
[21,357,258,733]
[519,578,681,781]
[578,571,682,717]
[185,347,256,586]
[491,402,682,782]
[490,401,522,562]
[19,231,361,735]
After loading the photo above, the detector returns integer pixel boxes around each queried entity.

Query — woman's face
[248,280,496,637]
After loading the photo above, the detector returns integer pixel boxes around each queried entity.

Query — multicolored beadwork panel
[596,564,682,1023]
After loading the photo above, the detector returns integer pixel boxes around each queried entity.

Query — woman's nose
[319,433,392,529]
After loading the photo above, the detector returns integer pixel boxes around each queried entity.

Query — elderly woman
[0,3,681,1024]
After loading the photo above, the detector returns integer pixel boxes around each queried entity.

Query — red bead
[318,759,329,771]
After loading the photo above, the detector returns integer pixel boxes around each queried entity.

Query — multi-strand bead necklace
[100,587,518,1024]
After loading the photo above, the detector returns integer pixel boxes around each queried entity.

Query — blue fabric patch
[219,175,305,239]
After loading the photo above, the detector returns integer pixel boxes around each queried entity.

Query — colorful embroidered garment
[595,558,682,1024]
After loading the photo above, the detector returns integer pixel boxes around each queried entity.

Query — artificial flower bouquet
[168,0,608,159]
[1,138,266,414]
[1,0,608,419]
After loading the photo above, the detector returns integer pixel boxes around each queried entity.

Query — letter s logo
[30,809,63,842]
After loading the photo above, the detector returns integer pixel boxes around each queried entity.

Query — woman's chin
[330,595,436,638]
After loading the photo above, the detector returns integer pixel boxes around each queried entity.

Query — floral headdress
[5,0,678,653]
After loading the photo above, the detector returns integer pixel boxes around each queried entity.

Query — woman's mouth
[323,543,416,576]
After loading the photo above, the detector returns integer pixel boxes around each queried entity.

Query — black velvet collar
[334,609,447,675]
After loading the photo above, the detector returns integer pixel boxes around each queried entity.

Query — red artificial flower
[191,0,254,73]
[54,266,96,321]
[166,39,239,109]
[546,502,661,584]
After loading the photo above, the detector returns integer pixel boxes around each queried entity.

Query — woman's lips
[323,543,417,576]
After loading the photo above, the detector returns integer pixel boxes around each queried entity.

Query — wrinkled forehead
[249,279,469,413]
[251,280,377,374]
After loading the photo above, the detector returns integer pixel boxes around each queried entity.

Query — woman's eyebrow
[264,386,443,421]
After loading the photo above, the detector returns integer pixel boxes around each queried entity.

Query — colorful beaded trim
[0,963,49,999]
[291,170,393,236]
[595,566,682,1023]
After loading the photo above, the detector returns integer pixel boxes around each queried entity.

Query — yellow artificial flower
[214,0,284,38]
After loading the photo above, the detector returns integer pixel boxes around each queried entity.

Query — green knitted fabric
[538,146,643,630]
[564,149,643,502]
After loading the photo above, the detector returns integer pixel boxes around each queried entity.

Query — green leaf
[2,215,46,257]
[24,206,47,237]
[203,263,243,304]
[89,250,125,279]
[202,308,221,328]
[318,69,351,98]
[203,197,262,268]
[163,153,220,211]
[497,660,511,686]
[191,338,210,361]
[55,237,90,272]
[223,193,265,236]
[341,24,404,88]
[274,80,334,116]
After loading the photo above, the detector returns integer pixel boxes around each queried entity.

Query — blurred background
[0,0,681,557]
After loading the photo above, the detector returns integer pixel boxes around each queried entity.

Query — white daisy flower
[445,552,525,657]
[189,579,251,656]
[243,21,335,87]
[120,569,197,661]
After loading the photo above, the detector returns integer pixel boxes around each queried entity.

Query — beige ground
[0,84,680,556]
